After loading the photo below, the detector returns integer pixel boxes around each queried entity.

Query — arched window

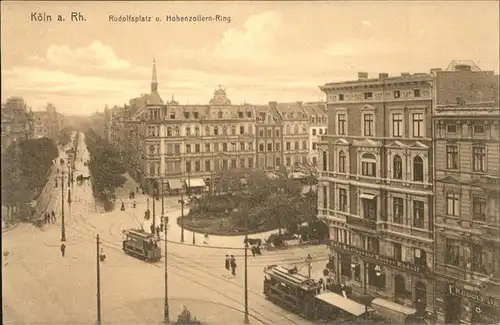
[185,127,191,136]
[149,164,156,176]
[222,125,228,135]
[231,125,236,135]
[195,127,200,136]
[174,126,180,136]
[413,156,424,182]
[294,125,299,134]
[393,155,403,179]
[302,126,307,134]
[339,151,346,173]
[167,127,172,137]
[205,126,210,135]
[322,151,328,171]
[218,111,223,118]
[361,153,376,177]
[214,126,219,135]
[286,125,291,134]
[149,145,155,155]
[312,117,316,123]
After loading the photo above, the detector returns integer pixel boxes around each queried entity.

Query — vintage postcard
[1,1,499,325]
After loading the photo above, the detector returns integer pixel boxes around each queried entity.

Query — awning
[315,292,368,317]
[187,178,205,188]
[360,193,376,200]
[167,179,184,190]
[371,298,416,316]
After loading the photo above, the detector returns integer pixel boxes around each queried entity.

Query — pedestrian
[132,200,136,208]
[156,225,160,237]
[225,255,230,272]
[160,222,164,232]
[251,246,256,257]
[44,213,48,224]
[129,191,132,200]
[230,255,237,276]
[51,211,56,223]
[60,243,66,257]
[121,202,125,211]
[204,233,209,244]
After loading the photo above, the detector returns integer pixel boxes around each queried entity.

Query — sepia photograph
[1,1,499,324]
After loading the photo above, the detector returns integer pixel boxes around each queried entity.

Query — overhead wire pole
[162,179,169,323]
[96,234,102,325]
[244,196,250,324]
[61,170,66,242]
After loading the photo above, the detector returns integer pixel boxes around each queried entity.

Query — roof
[315,292,369,317]
[302,102,327,116]
[146,91,164,105]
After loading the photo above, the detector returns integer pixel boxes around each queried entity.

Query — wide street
[3,132,330,325]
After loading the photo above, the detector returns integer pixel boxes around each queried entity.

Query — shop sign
[330,241,425,274]
[448,284,500,308]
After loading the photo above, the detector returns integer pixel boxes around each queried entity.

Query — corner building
[318,72,434,322]
[432,62,500,325]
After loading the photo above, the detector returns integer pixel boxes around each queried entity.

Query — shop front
[327,241,432,324]
[436,281,500,325]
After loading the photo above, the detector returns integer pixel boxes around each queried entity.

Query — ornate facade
[318,71,434,323]
[33,103,63,140]
[278,102,310,169]
[1,97,34,153]
[255,102,283,170]
[303,102,328,166]
[432,63,500,325]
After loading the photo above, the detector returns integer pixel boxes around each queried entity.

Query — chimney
[401,72,410,77]
[358,72,368,80]
[430,68,442,74]
[269,101,277,109]
[379,73,389,79]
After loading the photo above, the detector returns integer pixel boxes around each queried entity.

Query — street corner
[114,296,261,325]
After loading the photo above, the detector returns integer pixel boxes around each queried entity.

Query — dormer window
[338,94,344,101]
[394,90,401,98]
[193,112,199,119]
[218,112,223,118]
[247,111,252,118]
[447,124,457,133]
[170,112,176,119]
[473,124,485,134]
[238,112,244,118]
[184,112,190,119]
[364,92,373,100]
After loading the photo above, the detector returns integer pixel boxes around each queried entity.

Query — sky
[1,1,498,116]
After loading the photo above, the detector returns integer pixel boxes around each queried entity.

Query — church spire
[151,57,158,92]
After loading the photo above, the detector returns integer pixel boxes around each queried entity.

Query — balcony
[481,214,500,243]
[346,215,377,232]
[478,175,500,194]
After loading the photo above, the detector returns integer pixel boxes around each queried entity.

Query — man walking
[225,255,230,272]
[60,243,66,257]
[51,211,56,223]
[230,255,237,276]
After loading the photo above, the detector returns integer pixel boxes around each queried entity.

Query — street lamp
[178,196,185,243]
[244,206,249,324]
[60,170,66,242]
[192,216,196,245]
[306,254,313,279]
[161,180,170,324]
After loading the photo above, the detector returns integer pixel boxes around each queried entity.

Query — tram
[122,229,161,262]
[264,264,376,323]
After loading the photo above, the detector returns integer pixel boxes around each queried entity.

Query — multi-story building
[33,103,63,140]
[1,97,34,153]
[303,102,328,167]
[432,61,500,325]
[278,102,310,170]
[318,71,435,323]
[126,60,257,193]
[255,102,283,170]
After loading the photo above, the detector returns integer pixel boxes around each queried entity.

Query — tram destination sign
[330,241,425,274]
[448,284,500,308]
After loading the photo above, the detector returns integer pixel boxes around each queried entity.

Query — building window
[186,127,191,136]
[167,127,172,136]
[413,200,424,228]
[149,145,155,156]
[267,129,272,137]
[322,151,327,171]
[312,129,317,136]
[149,164,156,176]
[174,127,180,136]
[214,143,219,152]
[195,144,200,153]
[445,239,460,266]
[195,127,200,136]
[394,90,401,99]
[267,143,272,151]
[472,196,487,221]
[275,143,280,151]
[185,161,192,173]
[240,126,245,134]
[338,94,345,101]
[392,113,403,137]
[205,160,211,171]
[259,129,264,137]
[361,153,376,177]
[363,114,374,136]
[275,129,280,137]
[394,243,402,260]
[174,144,180,154]
[302,141,307,150]
[259,144,264,152]
[286,142,291,151]
[364,92,373,100]
[338,151,346,173]
[362,198,377,221]
[231,159,237,168]
[247,111,252,118]
[446,145,459,170]
[338,114,346,135]
[248,158,253,168]
[319,129,323,135]
[185,144,191,154]
[446,193,460,216]
[393,197,403,224]
[412,113,424,137]
[323,186,328,210]
[205,126,210,136]
[471,244,487,274]
[195,161,201,172]
[413,156,424,182]
[204,144,210,152]
[340,254,351,277]
[367,237,379,253]
[414,89,421,97]
[393,155,403,179]
[223,125,228,135]
[239,158,245,168]
[473,146,486,172]
[473,124,485,134]
[312,143,317,150]
[231,126,236,135]
[294,141,299,150]
[214,126,219,135]
[240,142,245,151]
[339,189,347,212]
[223,143,228,152]
[275,157,281,166]
[222,160,228,169]
[286,157,291,167]
[447,124,457,133]
[218,112,223,118]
